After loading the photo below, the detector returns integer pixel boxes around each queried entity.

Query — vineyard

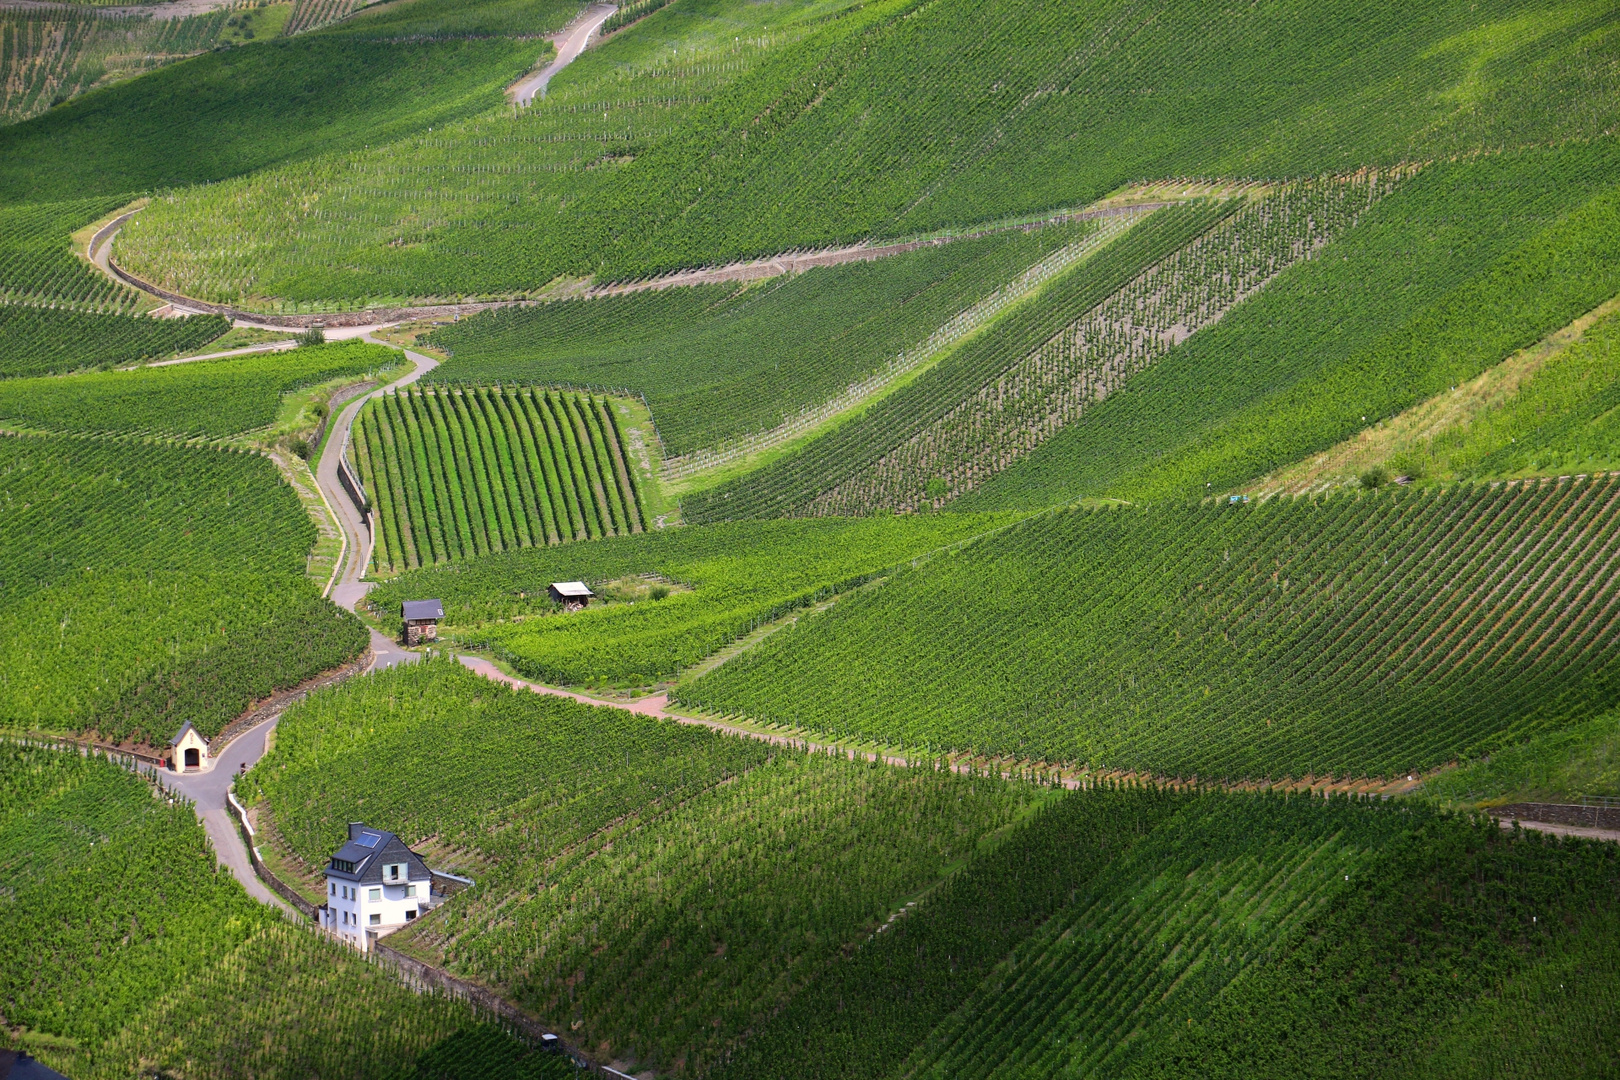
[0,305,229,378]
[0,197,144,313]
[112,0,1620,304]
[0,4,256,124]
[423,220,1104,458]
[0,433,365,741]
[0,741,568,1079]
[681,477,1620,780]
[354,386,646,573]
[254,659,1050,1075]
[366,512,1011,687]
[963,136,1620,511]
[0,339,396,440]
[254,670,1620,1078]
[681,199,1239,520]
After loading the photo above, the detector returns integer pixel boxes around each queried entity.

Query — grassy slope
[422,222,1094,456]
[0,306,229,378]
[120,0,1620,300]
[679,479,1620,780]
[958,138,1620,511]
[1420,709,1620,806]
[0,742,567,1080]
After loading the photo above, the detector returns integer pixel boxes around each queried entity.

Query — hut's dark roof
[402,599,444,621]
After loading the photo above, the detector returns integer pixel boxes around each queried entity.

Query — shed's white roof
[550,581,594,597]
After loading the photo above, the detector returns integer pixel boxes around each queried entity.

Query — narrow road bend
[511,2,617,106]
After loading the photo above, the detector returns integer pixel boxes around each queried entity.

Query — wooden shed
[402,599,444,645]
[548,581,594,612]
[169,721,209,771]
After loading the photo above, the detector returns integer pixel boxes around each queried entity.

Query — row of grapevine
[255,659,1046,1075]
[353,386,644,573]
[423,221,1104,457]
[0,742,568,1079]
[284,0,361,35]
[112,0,1617,304]
[0,196,142,313]
[0,433,365,743]
[806,172,1408,514]
[0,304,229,378]
[680,476,1620,781]
[683,199,1240,521]
[364,513,1008,688]
[0,339,394,439]
[0,5,240,124]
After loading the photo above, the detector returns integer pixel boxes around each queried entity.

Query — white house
[169,721,209,771]
[320,822,435,951]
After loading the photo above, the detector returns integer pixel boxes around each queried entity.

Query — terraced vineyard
[353,387,646,572]
[681,477,1620,780]
[0,305,229,379]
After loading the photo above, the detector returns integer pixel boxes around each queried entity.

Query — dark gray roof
[402,599,444,621]
[0,1050,72,1080]
[168,720,200,747]
[549,581,594,597]
[327,822,431,884]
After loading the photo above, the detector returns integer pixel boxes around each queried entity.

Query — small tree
[1359,465,1389,490]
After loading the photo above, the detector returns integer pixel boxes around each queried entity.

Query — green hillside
[354,386,646,571]
[0,340,394,439]
[680,477,1620,780]
[0,741,572,1080]
[253,665,1620,1079]
[0,434,365,742]
[0,197,143,312]
[423,220,1102,458]
[0,306,229,378]
[117,0,1620,304]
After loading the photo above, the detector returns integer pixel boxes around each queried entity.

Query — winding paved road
[511,3,617,106]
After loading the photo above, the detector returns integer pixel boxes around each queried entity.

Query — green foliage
[423,224,1093,456]
[1418,304,1620,480]
[0,742,554,1080]
[963,138,1620,510]
[357,387,644,572]
[0,340,395,438]
[121,0,1620,302]
[0,35,541,205]
[682,200,1236,521]
[256,659,1047,1075]
[328,0,580,40]
[1129,816,1620,1080]
[711,783,1186,1080]
[0,197,140,312]
[408,1026,579,1080]
[681,479,1620,780]
[1421,709,1620,806]
[367,512,1014,687]
[0,434,364,740]
[0,6,247,124]
[0,305,229,378]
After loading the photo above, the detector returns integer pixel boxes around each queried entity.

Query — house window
[329,881,335,896]
[384,862,405,882]
[368,888,381,902]
[369,913,381,926]
[406,909,416,921]
[405,884,417,898]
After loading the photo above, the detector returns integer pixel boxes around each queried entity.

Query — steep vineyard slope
[353,386,646,572]
[365,513,1013,687]
[680,477,1620,780]
[117,0,1620,303]
[0,305,229,378]
[961,137,1620,510]
[0,742,570,1080]
[0,434,366,743]
[422,219,1106,459]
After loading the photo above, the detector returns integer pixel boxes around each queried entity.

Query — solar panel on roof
[357,833,381,847]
